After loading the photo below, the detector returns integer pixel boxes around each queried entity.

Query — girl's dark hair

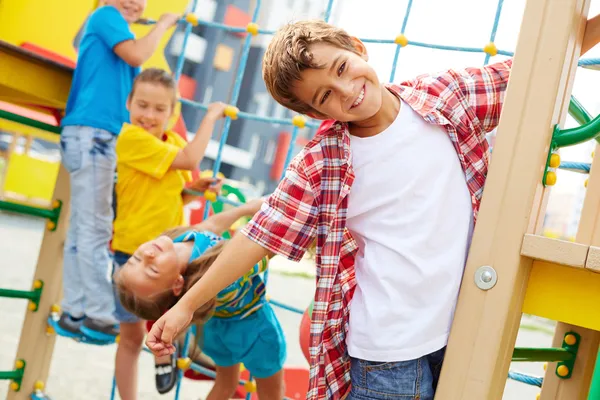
[130,67,177,105]
[114,227,225,324]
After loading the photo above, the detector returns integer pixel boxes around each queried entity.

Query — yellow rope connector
[240,363,246,372]
[204,190,218,203]
[549,153,561,168]
[536,393,541,400]
[544,171,557,186]
[34,381,45,391]
[51,304,61,313]
[543,362,547,371]
[244,380,257,393]
[10,382,20,391]
[33,280,43,289]
[115,335,121,344]
[52,200,61,209]
[224,105,239,120]
[246,23,259,36]
[556,365,569,377]
[292,115,307,129]
[15,360,24,369]
[177,357,192,371]
[483,42,498,57]
[394,34,408,47]
[46,325,55,335]
[185,13,199,27]
[585,178,589,188]
[28,301,37,311]
[46,221,56,231]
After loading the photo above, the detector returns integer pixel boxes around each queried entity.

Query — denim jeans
[111,251,140,323]
[59,125,117,325]
[348,347,446,400]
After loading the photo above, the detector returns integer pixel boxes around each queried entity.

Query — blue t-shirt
[174,230,269,320]
[62,6,140,135]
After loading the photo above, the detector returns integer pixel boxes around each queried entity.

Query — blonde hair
[114,227,225,325]
[262,19,360,115]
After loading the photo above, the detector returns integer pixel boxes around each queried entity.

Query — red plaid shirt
[242,58,512,399]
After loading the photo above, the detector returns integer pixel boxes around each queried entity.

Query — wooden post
[539,144,600,399]
[6,165,69,400]
[435,0,589,398]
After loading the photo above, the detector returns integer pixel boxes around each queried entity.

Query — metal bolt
[474,266,497,290]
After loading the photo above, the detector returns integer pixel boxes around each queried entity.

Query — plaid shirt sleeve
[445,58,513,134]
[241,155,319,262]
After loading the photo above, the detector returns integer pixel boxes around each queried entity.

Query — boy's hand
[189,177,223,194]
[146,304,193,357]
[157,13,180,29]
[205,102,228,121]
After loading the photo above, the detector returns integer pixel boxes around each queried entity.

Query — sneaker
[155,343,179,395]
[56,313,84,337]
[80,318,120,342]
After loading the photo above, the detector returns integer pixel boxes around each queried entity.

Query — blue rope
[389,0,414,82]
[269,298,304,314]
[203,0,262,221]
[324,0,335,22]
[507,371,543,387]
[180,98,320,128]
[173,328,194,400]
[173,0,198,82]
[484,0,505,65]
[559,161,591,173]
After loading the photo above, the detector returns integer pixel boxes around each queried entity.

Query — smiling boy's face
[110,0,146,24]
[290,40,383,123]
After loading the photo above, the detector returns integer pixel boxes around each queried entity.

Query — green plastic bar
[0,370,21,380]
[556,97,600,148]
[569,96,592,125]
[588,350,600,399]
[0,288,36,300]
[512,347,574,362]
[0,108,61,134]
[0,200,56,220]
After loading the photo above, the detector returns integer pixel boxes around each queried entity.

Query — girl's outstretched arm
[146,233,270,354]
[191,197,266,236]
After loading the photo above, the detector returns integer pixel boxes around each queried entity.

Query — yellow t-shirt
[112,123,192,254]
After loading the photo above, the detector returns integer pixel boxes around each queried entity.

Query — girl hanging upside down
[114,198,286,400]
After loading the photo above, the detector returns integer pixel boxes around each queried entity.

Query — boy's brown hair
[262,20,360,115]
[114,227,225,324]
[130,67,177,106]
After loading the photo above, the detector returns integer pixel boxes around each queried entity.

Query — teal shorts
[202,303,286,379]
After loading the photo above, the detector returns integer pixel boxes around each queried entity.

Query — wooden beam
[6,165,69,400]
[435,0,588,397]
[521,234,588,268]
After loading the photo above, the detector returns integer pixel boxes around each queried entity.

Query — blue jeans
[60,125,117,325]
[112,251,140,323]
[348,347,446,400]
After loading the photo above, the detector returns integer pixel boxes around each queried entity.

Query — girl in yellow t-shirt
[112,68,227,399]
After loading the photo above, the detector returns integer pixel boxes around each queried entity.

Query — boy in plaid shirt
[145,17,600,400]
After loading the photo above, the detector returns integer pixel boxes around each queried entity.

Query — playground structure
[2,0,600,399]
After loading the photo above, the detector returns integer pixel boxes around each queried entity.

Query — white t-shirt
[346,98,473,362]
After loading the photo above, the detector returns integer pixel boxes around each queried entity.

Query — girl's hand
[146,305,193,357]
[189,177,223,194]
[205,102,228,121]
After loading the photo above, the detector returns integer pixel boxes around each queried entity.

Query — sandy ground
[0,211,550,399]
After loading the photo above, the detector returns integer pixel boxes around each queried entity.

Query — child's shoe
[155,343,179,394]
[56,313,84,338]
[80,318,120,342]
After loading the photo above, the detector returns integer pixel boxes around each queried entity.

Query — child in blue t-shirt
[114,199,286,399]
[58,1,179,339]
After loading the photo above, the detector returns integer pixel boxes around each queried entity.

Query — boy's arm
[444,13,600,135]
[113,13,180,67]
[169,103,227,171]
